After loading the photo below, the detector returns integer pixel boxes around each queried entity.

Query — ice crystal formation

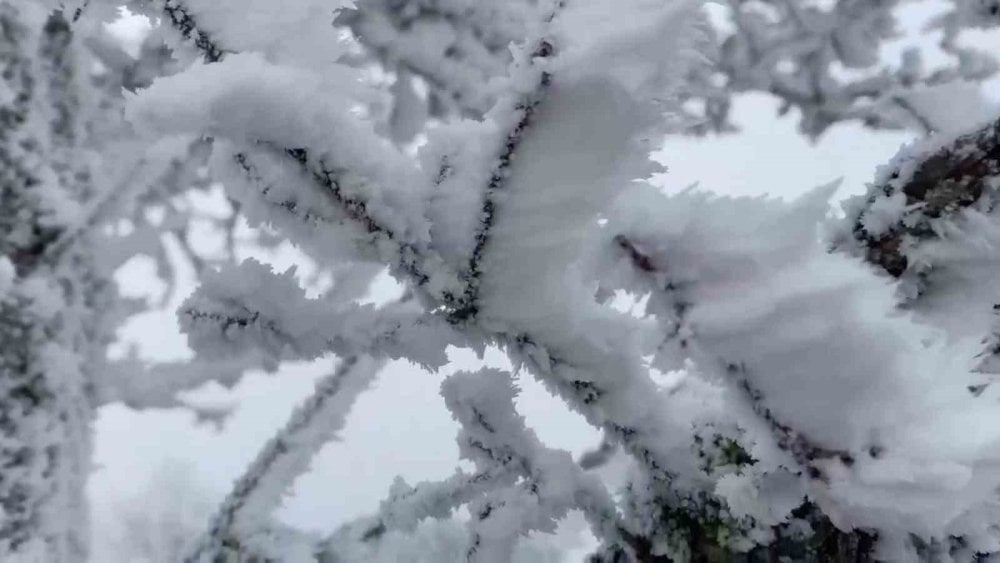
[4,0,1000,561]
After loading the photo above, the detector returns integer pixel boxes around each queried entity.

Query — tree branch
[187,355,383,561]
[846,116,1000,279]
[161,0,226,63]
[448,27,560,323]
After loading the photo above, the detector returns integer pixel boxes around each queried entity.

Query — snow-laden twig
[149,0,714,531]
[325,368,644,561]
[448,5,561,323]
[337,0,540,120]
[187,355,384,561]
[326,467,517,551]
[440,369,643,561]
[347,0,1000,136]
[178,259,454,370]
[160,0,226,62]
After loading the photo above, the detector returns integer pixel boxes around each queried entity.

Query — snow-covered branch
[121,0,1000,560]
[346,0,1000,137]
[325,467,517,555]
[159,0,226,62]
[599,177,1000,554]
[137,0,737,556]
[837,112,1000,383]
[441,369,638,560]
[179,259,452,369]
[447,19,559,323]
[337,0,540,121]
[840,115,1000,282]
[188,355,383,561]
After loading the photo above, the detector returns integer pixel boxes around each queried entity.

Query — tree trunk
[0,6,103,559]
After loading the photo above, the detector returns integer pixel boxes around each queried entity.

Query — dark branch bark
[448,38,557,323]
[849,117,1000,278]
[161,0,226,63]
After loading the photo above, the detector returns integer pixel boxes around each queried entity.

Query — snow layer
[600,183,1000,553]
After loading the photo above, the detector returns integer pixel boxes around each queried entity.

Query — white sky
[89,2,1000,560]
